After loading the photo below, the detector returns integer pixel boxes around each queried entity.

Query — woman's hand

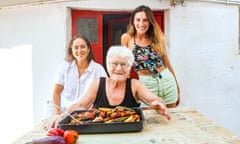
[150,100,171,120]
[44,114,63,130]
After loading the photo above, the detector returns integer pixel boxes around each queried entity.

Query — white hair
[106,45,134,71]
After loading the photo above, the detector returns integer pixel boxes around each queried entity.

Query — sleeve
[54,61,69,85]
[91,60,108,78]
[98,64,108,77]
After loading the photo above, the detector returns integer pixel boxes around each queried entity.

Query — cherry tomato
[63,130,79,144]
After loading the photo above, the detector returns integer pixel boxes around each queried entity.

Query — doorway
[71,10,164,77]
[103,14,130,68]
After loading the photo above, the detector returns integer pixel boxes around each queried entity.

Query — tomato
[63,130,79,144]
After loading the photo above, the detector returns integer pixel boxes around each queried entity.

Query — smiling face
[106,46,134,81]
[108,56,130,81]
[71,38,90,62]
[133,11,150,35]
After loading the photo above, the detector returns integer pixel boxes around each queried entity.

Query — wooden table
[12,107,240,144]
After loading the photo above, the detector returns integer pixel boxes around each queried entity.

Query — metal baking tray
[58,107,144,134]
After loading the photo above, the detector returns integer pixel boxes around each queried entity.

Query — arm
[162,52,181,106]
[132,79,171,120]
[121,33,131,47]
[52,84,63,115]
[52,62,69,114]
[47,78,100,129]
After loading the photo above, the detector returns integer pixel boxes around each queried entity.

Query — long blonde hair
[127,5,167,55]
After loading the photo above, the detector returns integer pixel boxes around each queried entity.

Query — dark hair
[65,34,94,63]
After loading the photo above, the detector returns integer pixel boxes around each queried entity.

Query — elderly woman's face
[108,56,130,81]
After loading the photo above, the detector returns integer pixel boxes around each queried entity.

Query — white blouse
[44,60,107,117]
[55,60,107,110]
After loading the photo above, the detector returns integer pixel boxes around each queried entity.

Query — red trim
[153,11,164,32]
[71,10,103,64]
[71,10,164,68]
[108,18,129,48]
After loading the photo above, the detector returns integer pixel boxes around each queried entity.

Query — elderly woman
[47,46,171,129]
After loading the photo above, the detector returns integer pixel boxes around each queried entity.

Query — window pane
[76,18,98,43]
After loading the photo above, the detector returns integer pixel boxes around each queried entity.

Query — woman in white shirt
[45,34,107,118]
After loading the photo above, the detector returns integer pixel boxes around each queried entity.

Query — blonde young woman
[121,5,180,108]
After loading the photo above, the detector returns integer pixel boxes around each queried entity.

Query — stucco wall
[168,1,240,136]
[0,0,239,137]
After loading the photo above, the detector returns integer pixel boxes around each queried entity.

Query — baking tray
[58,107,144,134]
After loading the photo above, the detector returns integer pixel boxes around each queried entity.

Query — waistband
[137,66,165,76]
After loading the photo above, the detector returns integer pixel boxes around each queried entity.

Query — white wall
[0,3,70,143]
[0,0,239,138]
[0,2,69,126]
[0,45,33,144]
[168,1,240,136]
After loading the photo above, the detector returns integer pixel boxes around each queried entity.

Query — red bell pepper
[46,128,65,136]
